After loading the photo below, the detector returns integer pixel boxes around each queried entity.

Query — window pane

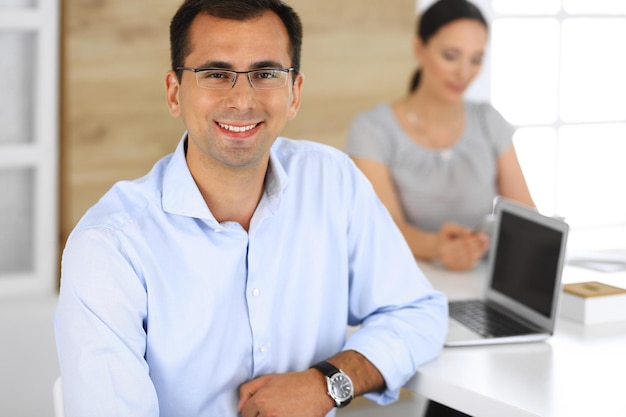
[0,168,34,275]
[564,0,626,14]
[513,127,558,216]
[492,0,560,15]
[560,19,626,123]
[0,31,36,144]
[491,19,560,125]
[557,123,626,227]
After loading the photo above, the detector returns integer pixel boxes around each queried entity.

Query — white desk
[406,227,626,417]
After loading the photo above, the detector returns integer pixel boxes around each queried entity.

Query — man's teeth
[218,122,257,133]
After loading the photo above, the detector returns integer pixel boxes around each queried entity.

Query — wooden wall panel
[282,0,416,147]
[61,0,416,243]
[62,0,182,243]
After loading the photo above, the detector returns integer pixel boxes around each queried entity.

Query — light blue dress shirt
[55,134,447,417]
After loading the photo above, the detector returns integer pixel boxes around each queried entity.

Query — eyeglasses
[176,67,295,90]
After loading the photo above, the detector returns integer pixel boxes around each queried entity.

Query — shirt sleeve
[54,227,159,417]
[345,107,394,165]
[480,102,515,156]
[341,160,448,405]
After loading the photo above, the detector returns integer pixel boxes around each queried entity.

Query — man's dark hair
[170,0,303,81]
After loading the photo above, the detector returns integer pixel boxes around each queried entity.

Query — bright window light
[491,2,626,228]
[491,19,560,125]
[557,124,626,226]
[513,127,558,215]
[564,0,626,14]
[492,0,560,15]
[561,18,626,122]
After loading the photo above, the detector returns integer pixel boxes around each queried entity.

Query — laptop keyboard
[449,300,536,338]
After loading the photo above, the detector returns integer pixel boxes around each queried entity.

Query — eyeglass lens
[196,69,290,90]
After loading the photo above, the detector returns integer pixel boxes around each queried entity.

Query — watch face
[329,373,353,401]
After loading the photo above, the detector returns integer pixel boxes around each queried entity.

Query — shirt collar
[162,133,213,220]
[264,139,289,213]
[162,132,289,221]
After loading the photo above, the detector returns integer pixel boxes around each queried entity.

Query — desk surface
[406,227,626,417]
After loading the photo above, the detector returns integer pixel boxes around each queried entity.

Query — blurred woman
[346,0,533,272]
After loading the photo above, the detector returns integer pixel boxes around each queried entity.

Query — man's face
[166,11,303,172]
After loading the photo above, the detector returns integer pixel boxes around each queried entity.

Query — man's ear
[287,72,304,121]
[165,70,181,117]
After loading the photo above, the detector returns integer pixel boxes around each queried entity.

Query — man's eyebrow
[251,60,285,69]
[194,60,287,70]
[195,60,233,70]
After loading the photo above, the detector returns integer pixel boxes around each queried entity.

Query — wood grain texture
[61,0,416,242]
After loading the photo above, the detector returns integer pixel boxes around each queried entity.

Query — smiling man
[54,1,448,416]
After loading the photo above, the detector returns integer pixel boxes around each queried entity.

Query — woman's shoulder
[464,100,500,117]
[464,100,512,129]
[350,102,407,140]
[346,102,406,160]
[352,102,395,125]
[463,101,514,152]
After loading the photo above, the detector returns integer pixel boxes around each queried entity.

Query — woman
[346,0,533,272]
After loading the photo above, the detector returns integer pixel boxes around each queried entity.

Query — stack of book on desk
[560,281,626,324]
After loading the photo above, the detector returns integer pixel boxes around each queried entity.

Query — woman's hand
[437,222,489,271]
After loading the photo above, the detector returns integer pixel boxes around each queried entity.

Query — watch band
[311,360,353,408]
[311,360,340,377]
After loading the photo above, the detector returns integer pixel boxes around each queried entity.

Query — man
[54,0,447,416]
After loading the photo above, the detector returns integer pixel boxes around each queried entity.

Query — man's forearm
[326,349,385,397]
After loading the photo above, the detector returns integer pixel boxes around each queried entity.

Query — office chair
[53,376,65,417]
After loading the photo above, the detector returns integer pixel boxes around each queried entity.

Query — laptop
[445,197,569,347]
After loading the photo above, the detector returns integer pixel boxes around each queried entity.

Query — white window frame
[0,2,59,296]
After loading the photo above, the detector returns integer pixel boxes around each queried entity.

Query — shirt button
[214,227,222,233]
[252,288,260,297]
[260,345,268,353]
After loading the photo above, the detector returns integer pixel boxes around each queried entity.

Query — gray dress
[346,102,514,232]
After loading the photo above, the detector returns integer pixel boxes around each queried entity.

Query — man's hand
[237,369,334,417]
[438,222,489,271]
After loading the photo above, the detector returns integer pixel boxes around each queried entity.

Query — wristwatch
[310,360,354,408]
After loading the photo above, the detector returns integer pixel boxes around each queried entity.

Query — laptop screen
[491,211,564,317]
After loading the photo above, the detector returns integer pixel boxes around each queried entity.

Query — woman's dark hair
[409,0,487,92]
[170,0,303,81]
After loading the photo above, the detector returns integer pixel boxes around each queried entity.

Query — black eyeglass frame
[176,67,295,90]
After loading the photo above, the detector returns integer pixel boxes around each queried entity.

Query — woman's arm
[496,146,535,208]
[352,157,438,259]
[352,157,487,270]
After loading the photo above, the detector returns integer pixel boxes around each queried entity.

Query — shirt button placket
[247,233,272,375]
[247,282,271,374]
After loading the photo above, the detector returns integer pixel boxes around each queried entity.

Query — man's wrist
[307,368,336,410]
[310,360,354,408]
